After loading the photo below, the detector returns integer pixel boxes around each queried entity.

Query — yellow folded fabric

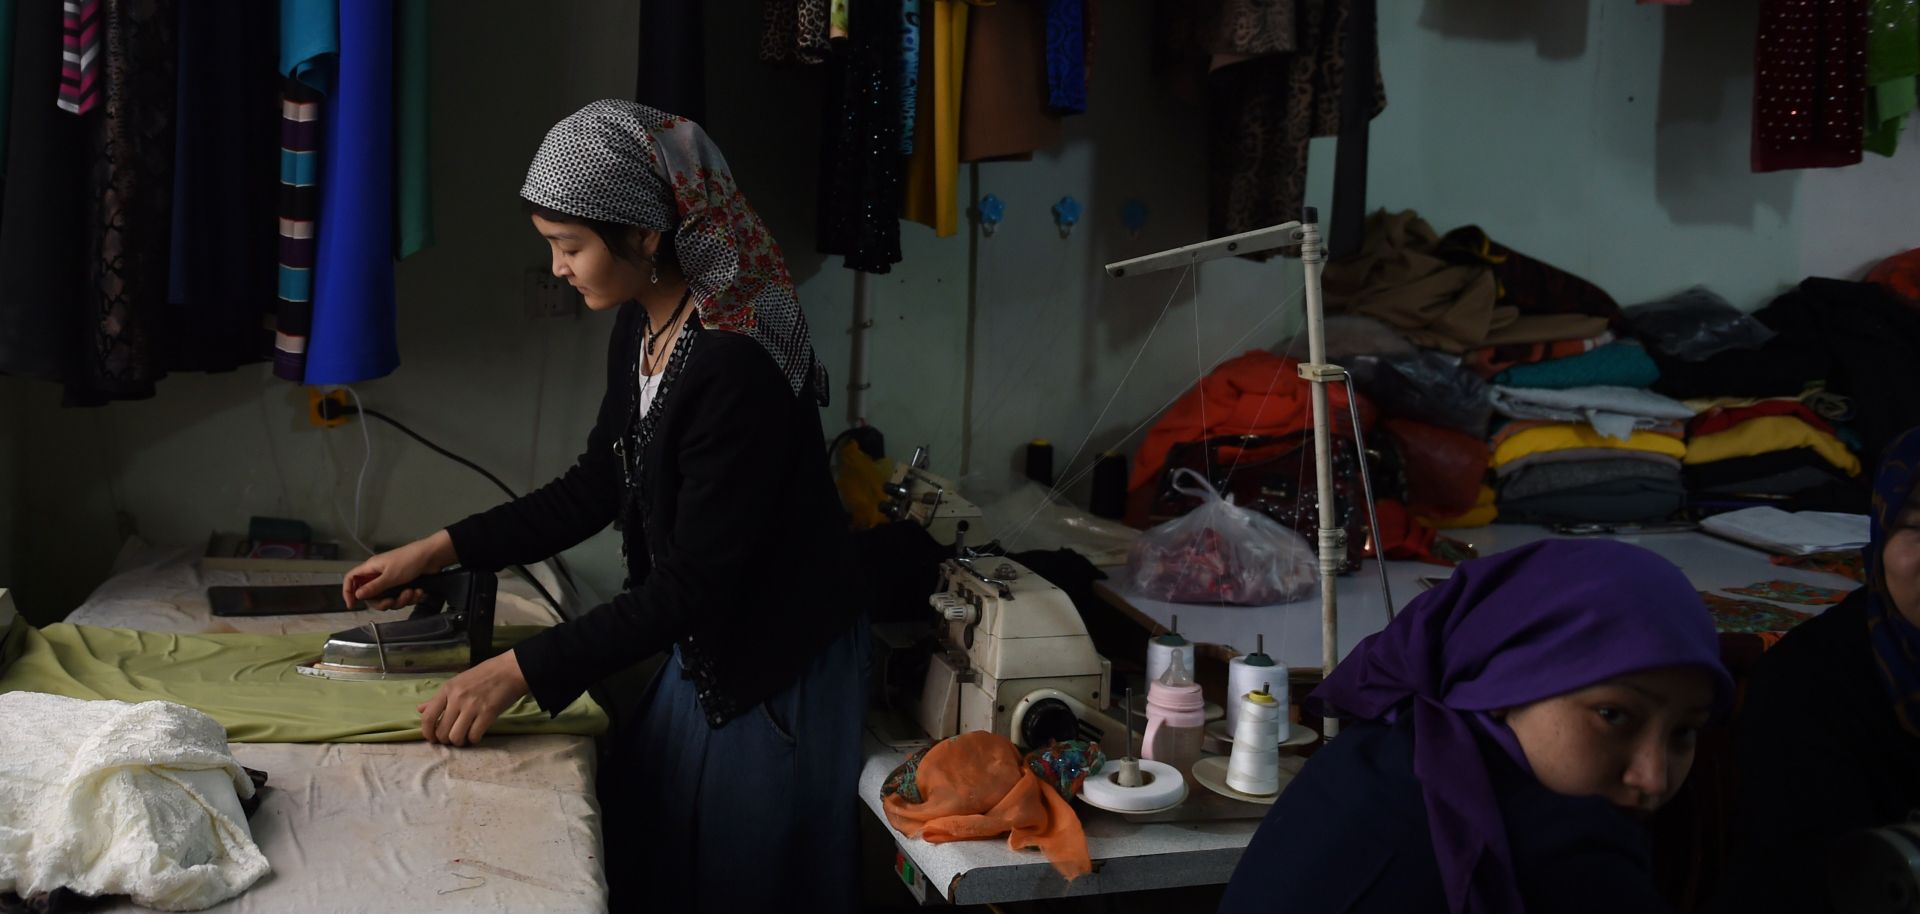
[1683,415,1862,476]
[1420,484,1498,529]
[1491,425,1688,469]
[0,619,608,743]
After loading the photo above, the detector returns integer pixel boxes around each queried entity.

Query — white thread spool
[1226,687,1283,796]
[1145,616,1196,688]
[1081,758,1187,812]
[1226,634,1286,735]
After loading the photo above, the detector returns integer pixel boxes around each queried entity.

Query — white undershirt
[637,368,663,418]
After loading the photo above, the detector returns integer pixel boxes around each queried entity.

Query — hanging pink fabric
[1752,0,1867,172]
[57,0,102,114]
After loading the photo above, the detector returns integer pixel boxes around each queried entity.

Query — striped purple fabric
[57,0,102,114]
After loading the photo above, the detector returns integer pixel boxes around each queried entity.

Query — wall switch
[524,269,581,318]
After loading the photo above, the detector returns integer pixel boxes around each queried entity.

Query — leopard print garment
[1167,0,1386,256]
[760,0,832,65]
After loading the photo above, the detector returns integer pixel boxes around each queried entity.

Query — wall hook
[1052,196,1082,238]
[977,193,1005,237]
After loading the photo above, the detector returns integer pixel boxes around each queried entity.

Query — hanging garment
[635,0,704,125]
[393,0,432,258]
[272,0,337,383]
[901,0,976,237]
[0,0,88,385]
[303,0,398,386]
[960,0,1061,162]
[1752,0,1867,172]
[70,0,180,406]
[273,81,322,382]
[831,0,849,39]
[1044,0,1086,114]
[900,0,920,152]
[56,0,101,114]
[0,0,16,172]
[165,0,279,374]
[760,0,831,65]
[1187,0,1385,245]
[1866,0,1918,156]
[817,0,906,273]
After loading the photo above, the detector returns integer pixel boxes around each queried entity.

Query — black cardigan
[446,302,863,727]
[1220,718,1668,914]
[1713,591,1920,914]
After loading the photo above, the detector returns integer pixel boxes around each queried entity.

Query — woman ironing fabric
[341,100,868,910]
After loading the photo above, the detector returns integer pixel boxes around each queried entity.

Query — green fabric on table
[0,618,606,743]
[393,0,433,258]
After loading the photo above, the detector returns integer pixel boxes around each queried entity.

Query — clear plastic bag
[1348,350,1492,436]
[979,482,1141,566]
[1627,287,1776,362]
[1125,469,1317,605]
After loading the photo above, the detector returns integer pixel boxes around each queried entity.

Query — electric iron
[295,570,497,681]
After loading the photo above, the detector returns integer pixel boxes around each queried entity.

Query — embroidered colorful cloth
[1700,592,1815,635]
[1723,580,1854,606]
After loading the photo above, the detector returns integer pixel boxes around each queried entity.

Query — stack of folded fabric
[1488,380,1694,523]
[1682,393,1867,512]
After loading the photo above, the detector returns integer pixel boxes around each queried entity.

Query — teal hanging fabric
[304,0,396,385]
[393,0,432,259]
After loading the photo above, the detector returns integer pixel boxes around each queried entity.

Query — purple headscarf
[1865,426,1920,736]
[1311,539,1731,914]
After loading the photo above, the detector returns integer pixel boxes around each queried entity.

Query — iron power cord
[318,398,570,618]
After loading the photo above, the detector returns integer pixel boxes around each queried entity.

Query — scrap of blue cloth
[1492,342,1660,391]
[304,0,397,385]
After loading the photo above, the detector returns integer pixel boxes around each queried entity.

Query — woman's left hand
[418,650,530,747]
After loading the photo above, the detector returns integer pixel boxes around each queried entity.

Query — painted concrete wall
[5,0,1914,618]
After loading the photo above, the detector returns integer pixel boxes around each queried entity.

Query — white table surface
[1099,523,1863,670]
[864,523,1864,903]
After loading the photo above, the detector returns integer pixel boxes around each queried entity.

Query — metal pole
[1295,210,1341,739]
[848,271,873,427]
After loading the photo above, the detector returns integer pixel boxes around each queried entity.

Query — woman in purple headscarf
[1715,426,1920,914]
[1220,539,1731,914]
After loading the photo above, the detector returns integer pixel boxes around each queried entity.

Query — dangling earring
[649,262,661,285]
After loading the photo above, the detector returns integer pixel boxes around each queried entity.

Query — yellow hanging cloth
[901,1,979,237]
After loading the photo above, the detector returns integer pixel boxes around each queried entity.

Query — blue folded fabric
[1491,341,1660,390]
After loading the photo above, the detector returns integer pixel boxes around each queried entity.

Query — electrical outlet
[308,387,349,427]
[524,268,581,318]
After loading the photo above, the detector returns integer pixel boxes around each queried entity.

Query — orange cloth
[881,731,1092,880]
[1130,351,1374,491]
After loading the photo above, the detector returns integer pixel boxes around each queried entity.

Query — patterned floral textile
[1700,592,1814,636]
[521,100,828,404]
[1769,549,1867,582]
[1723,580,1854,606]
[1024,740,1106,798]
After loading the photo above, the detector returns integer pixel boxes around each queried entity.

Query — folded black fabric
[1499,476,1686,524]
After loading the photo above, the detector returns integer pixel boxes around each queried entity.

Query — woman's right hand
[342,529,458,610]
